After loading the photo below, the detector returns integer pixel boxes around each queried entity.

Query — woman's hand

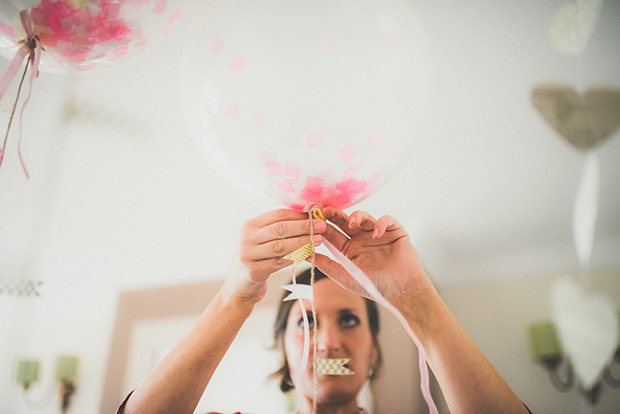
[315,207,432,311]
[223,209,326,305]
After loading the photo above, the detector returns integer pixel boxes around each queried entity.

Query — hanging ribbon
[283,207,438,414]
[572,151,600,288]
[282,205,324,414]
[0,9,42,179]
[321,239,439,414]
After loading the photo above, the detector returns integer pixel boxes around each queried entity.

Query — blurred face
[284,278,377,407]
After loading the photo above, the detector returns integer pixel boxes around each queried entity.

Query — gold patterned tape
[314,358,354,375]
[284,240,315,266]
[283,208,326,266]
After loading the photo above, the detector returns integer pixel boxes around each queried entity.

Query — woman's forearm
[400,282,529,414]
[123,289,255,414]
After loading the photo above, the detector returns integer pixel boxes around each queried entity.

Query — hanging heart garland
[531,83,620,151]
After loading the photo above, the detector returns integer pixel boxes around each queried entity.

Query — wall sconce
[16,355,79,413]
[528,322,574,391]
[55,356,78,413]
[16,360,40,390]
[528,315,620,405]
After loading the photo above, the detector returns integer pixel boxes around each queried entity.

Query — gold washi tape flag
[315,358,354,375]
[284,240,315,266]
[283,208,326,266]
[282,284,314,302]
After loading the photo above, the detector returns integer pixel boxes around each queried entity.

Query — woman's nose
[316,322,341,354]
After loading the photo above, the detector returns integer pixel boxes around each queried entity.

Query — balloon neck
[302,202,323,214]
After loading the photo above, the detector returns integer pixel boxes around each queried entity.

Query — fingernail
[314,221,326,232]
[313,234,322,244]
[349,216,356,226]
[372,228,379,239]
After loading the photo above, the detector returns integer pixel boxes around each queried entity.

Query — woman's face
[284,277,377,406]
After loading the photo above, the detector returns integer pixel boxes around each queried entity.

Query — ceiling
[0,0,619,291]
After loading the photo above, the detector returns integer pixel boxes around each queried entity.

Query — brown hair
[271,268,382,392]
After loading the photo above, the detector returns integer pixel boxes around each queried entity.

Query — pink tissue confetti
[103,3,121,20]
[153,0,167,15]
[277,179,296,193]
[0,22,14,40]
[336,177,369,194]
[368,131,384,149]
[225,104,239,121]
[327,37,340,51]
[338,143,357,163]
[253,111,264,129]
[229,54,247,74]
[280,73,294,87]
[72,7,93,25]
[369,170,384,183]
[162,27,174,39]
[261,152,278,163]
[169,9,181,23]
[111,46,128,58]
[384,37,396,50]
[288,174,374,210]
[38,32,59,47]
[209,37,226,56]
[284,162,301,179]
[344,162,362,178]
[265,162,283,177]
[306,132,324,150]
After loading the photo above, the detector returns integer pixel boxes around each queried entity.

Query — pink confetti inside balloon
[182,0,432,210]
[0,0,188,72]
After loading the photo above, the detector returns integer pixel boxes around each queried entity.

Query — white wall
[439,268,620,414]
[1,278,118,414]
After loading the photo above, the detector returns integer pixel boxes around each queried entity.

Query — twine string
[0,59,29,172]
[309,209,318,414]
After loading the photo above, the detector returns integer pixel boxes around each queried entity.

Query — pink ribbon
[322,239,439,414]
[0,10,42,179]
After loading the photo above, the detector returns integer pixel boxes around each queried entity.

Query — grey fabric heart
[531,83,620,151]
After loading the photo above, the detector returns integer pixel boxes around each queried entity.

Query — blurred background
[1,0,619,413]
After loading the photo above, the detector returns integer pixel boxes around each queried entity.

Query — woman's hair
[271,268,382,392]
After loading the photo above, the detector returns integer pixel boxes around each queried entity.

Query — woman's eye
[297,314,314,329]
[339,314,360,328]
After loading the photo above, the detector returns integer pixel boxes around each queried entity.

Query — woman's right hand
[223,209,326,306]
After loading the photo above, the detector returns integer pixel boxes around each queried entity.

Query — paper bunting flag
[282,284,314,302]
[315,358,354,375]
[284,240,315,266]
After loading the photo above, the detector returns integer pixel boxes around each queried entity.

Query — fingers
[240,209,327,275]
[313,253,353,286]
[322,207,377,236]
[348,210,378,232]
[314,253,370,300]
[321,207,355,237]
[249,208,308,229]
[241,233,323,262]
[252,217,326,245]
[373,215,404,239]
[321,222,350,251]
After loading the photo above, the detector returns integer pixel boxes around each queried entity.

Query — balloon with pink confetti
[181,0,432,210]
[0,0,187,73]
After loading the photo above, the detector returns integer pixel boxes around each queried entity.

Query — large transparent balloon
[182,0,432,210]
[0,0,188,73]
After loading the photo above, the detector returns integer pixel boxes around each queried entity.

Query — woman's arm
[122,291,255,413]
[123,209,325,414]
[315,208,529,414]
